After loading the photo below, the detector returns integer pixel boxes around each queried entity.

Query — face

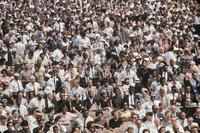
[83,111,89,118]
[60,93,66,100]
[74,94,80,100]
[136,119,142,128]
[115,88,121,95]
[191,127,198,133]
[39,119,45,127]
[171,106,176,112]
[154,118,160,126]
[127,127,134,133]
[160,127,166,133]
[195,108,200,116]
[187,117,193,126]
[73,127,80,133]
[7,122,14,130]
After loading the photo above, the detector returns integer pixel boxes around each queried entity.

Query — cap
[44,73,51,78]
[30,75,35,80]
[129,33,135,38]
[37,91,44,95]
[14,73,20,77]
[142,88,148,92]
[191,123,198,128]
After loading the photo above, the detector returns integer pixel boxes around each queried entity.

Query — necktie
[17,81,20,92]
[83,118,86,131]
[33,83,36,94]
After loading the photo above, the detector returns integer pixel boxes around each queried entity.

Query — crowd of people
[0,0,200,133]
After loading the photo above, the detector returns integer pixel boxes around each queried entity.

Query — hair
[159,127,166,133]
[54,116,61,123]
[95,110,103,117]
[111,109,118,116]
[71,126,80,132]
[12,109,18,116]
[142,129,150,133]
[21,120,29,127]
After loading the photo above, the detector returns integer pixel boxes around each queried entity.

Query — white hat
[44,73,51,78]
[37,90,44,95]
[129,33,135,38]
[30,75,35,80]
[191,123,198,128]
[14,73,20,77]
[95,34,101,38]
[44,86,53,94]
[142,88,148,92]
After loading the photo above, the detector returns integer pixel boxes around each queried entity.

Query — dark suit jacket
[154,112,165,121]
[0,94,9,101]
[185,80,200,93]
[55,100,71,113]
[184,126,191,132]
[182,93,196,103]
[84,97,98,110]
[124,94,139,108]
[181,106,196,117]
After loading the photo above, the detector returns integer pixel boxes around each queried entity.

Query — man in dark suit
[124,86,139,109]
[193,108,200,127]
[51,69,62,93]
[152,104,165,121]
[182,86,196,104]
[84,90,98,110]
[184,117,194,132]
[180,98,196,117]
[55,90,71,113]
[185,73,200,94]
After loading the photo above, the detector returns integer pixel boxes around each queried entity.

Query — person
[94,110,108,129]
[0,0,199,133]
[125,127,134,133]
[8,73,24,94]
[18,120,31,133]
[120,103,132,121]
[55,90,70,114]
[108,109,123,129]
[135,119,146,133]
[29,91,45,111]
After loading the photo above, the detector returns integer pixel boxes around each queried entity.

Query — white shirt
[167,81,182,92]
[0,125,7,133]
[25,82,41,95]
[29,97,45,110]
[51,49,64,62]
[26,115,38,132]
[71,87,86,100]
[14,41,26,57]
[33,49,43,64]
[134,125,146,133]
[77,116,94,131]
[45,78,56,91]
[121,70,139,86]
[18,104,28,117]
[103,26,113,38]
[9,79,24,93]
[93,54,101,65]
